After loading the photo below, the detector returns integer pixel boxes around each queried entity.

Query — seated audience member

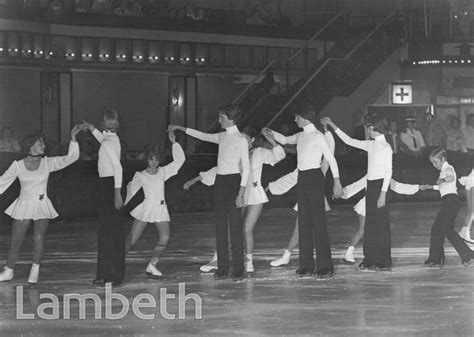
[446,116,466,153]
[353,113,372,140]
[422,111,445,149]
[463,113,474,153]
[113,0,131,15]
[130,0,143,17]
[385,120,401,154]
[75,0,91,13]
[400,117,426,156]
[0,127,21,153]
[246,10,267,26]
[91,0,112,14]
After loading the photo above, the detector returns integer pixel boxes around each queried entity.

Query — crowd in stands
[351,111,474,159]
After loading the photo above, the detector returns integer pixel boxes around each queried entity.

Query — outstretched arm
[168,124,220,144]
[45,125,81,172]
[321,117,368,151]
[162,131,186,181]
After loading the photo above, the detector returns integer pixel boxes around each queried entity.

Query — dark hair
[143,144,163,163]
[450,116,460,128]
[218,105,241,123]
[429,147,447,161]
[1,126,12,138]
[467,114,474,125]
[241,126,257,139]
[293,101,316,123]
[366,113,385,134]
[102,108,119,122]
[21,131,44,154]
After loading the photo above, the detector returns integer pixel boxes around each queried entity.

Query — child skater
[458,166,474,243]
[266,123,336,267]
[263,101,343,279]
[124,131,185,277]
[0,125,81,284]
[322,115,393,271]
[420,148,474,266]
[82,109,125,287]
[183,127,285,273]
[168,104,250,282]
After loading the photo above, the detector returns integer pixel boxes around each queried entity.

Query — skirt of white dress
[245,185,269,206]
[5,197,59,220]
[130,201,171,223]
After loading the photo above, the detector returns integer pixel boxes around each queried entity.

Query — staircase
[195,12,404,152]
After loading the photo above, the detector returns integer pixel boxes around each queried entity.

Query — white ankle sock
[346,246,355,255]
[246,253,253,261]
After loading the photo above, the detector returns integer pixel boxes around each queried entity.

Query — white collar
[225,125,239,134]
[441,161,449,171]
[303,123,316,133]
[374,134,386,141]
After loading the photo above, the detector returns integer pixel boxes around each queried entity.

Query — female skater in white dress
[124,131,185,277]
[0,125,81,284]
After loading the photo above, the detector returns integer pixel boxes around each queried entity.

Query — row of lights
[0,48,207,64]
[411,59,472,65]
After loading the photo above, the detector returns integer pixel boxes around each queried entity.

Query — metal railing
[265,11,398,128]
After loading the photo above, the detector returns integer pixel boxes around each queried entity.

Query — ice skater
[264,101,343,278]
[420,148,474,267]
[458,167,474,244]
[168,104,249,281]
[82,109,125,287]
[322,115,393,271]
[124,131,185,278]
[184,126,285,273]
[0,125,81,284]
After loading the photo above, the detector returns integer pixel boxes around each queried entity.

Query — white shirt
[186,125,250,187]
[433,161,457,197]
[272,124,340,178]
[268,131,336,195]
[462,126,474,150]
[92,129,123,188]
[400,129,425,152]
[335,129,393,191]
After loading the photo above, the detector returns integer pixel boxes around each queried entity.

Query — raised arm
[168,124,220,144]
[124,172,143,205]
[268,168,298,195]
[262,127,297,145]
[0,161,19,195]
[321,117,368,151]
[162,141,186,181]
[260,128,286,165]
[45,125,81,172]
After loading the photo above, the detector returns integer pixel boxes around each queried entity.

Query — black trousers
[297,168,333,271]
[363,179,391,266]
[428,194,472,262]
[214,174,244,273]
[96,177,125,283]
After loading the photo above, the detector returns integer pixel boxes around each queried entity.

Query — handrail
[202,12,344,134]
[288,12,344,63]
[265,11,397,128]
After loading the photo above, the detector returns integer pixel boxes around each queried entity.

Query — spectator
[400,117,426,156]
[48,0,63,20]
[463,113,474,153]
[246,10,267,26]
[113,0,131,16]
[353,113,372,140]
[91,0,112,14]
[130,0,143,17]
[0,127,21,153]
[422,112,446,148]
[446,116,466,153]
[75,0,91,13]
[385,120,400,154]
